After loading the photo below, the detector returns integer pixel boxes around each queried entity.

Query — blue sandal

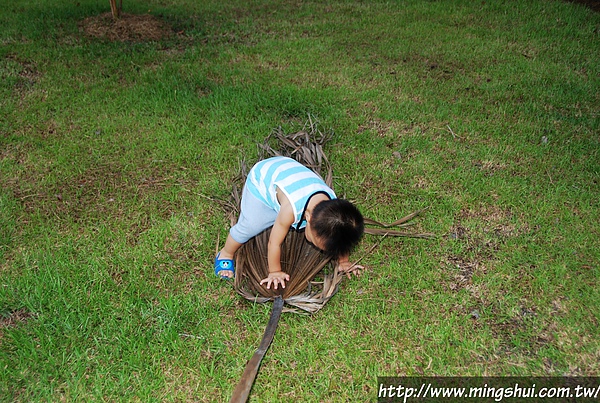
[214,252,235,279]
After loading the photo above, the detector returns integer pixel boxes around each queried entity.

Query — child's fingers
[345,267,362,279]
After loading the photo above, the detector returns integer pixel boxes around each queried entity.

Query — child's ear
[305,210,312,222]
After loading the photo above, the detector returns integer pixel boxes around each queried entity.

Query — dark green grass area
[1,0,599,401]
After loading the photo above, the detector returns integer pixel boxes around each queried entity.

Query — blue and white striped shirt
[246,157,336,229]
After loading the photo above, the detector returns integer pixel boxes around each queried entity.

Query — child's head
[307,199,364,257]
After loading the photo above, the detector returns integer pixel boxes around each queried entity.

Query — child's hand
[260,271,290,290]
[337,261,364,278]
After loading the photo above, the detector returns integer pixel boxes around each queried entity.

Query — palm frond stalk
[229,296,284,403]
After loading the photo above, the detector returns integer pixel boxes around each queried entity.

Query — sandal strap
[214,254,235,276]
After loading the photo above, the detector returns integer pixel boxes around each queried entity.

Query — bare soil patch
[0,308,34,340]
[567,0,600,12]
[81,12,173,42]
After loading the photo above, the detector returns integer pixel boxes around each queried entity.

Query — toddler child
[215,156,364,289]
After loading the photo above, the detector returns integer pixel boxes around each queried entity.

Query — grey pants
[229,184,279,243]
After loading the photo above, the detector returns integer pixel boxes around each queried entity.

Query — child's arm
[259,202,294,289]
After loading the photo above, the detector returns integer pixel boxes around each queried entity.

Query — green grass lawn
[1,0,599,401]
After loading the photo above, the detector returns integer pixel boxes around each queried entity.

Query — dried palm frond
[258,117,333,187]
[234,228,343,314]
[229,118,340,314]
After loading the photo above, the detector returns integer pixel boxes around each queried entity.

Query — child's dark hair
[310,199,364,258]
